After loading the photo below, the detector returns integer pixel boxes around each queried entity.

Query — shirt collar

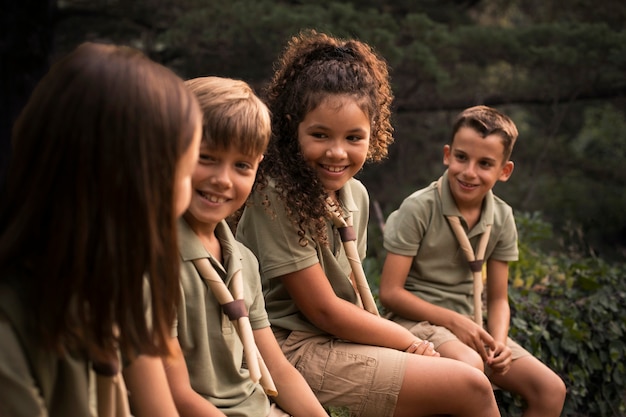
[178,218,244,280]
[337,179,359,220]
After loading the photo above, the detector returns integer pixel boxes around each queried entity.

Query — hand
[405,339,440,357]
[486,341,512,375]
[449,314,496,362]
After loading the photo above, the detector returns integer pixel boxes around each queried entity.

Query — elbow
[378,282,394,311]
[307,307,337,333]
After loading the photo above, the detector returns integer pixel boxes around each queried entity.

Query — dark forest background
[2,0,625,262]
[2,1,626,415]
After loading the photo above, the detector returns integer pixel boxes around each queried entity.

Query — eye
[235,161,253,171]
[198,153,217,164]
[454,152,467,161]
[346,135,364,142]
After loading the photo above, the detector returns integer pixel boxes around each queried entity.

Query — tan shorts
[276,330,407,417]
[391,316,531,361]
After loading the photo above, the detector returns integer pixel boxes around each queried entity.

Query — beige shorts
[391,315,531,361]
[276,330,407,417]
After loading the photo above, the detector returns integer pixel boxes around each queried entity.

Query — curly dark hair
[257,29,394,246]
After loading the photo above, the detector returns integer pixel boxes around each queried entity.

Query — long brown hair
[260,30,394,245]
[0,42,201,362]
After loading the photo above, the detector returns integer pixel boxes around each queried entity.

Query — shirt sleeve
[0,315,48,417]
[489,204,519,262]
[384,192,431,257]
[237,185,320,280]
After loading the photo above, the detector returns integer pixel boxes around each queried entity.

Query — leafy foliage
[502,212,626,416]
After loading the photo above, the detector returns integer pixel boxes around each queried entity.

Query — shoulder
[491,194,515,224]
[389,181,439,222]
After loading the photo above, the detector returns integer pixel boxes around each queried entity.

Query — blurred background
[2,0,625,261]
[2,1,625,415]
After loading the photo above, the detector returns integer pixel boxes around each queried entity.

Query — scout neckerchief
[437,177,492,325]
[93,354,131,417]
[326,198,380,316]
[192,258,277,397]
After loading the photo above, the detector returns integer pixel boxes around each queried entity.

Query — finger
[474,340,490,361]
[415,340,438,357]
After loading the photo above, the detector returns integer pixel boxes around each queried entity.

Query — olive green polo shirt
[0,272,93,417]
[176,218,271,416]
[236,178,369,334]
[383,170,518,317]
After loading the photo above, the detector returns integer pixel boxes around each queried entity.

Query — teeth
[200,191,227,203]
[324,165,345,172]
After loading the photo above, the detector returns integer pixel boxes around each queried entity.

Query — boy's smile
[297,94,370,199]
[185,143,262,233]
[443,126,514,210]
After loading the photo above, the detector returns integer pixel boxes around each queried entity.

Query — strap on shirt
[327,200,380,317]
[193,258,277,396]
[437,177,491,325]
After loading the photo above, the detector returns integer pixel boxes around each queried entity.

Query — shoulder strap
[437,177,491,325]
[192,258,277,396]
[327,200,380,317]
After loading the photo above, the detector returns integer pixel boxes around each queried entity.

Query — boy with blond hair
[163,76,327,417]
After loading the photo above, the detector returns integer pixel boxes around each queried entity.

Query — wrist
[404,339,432,353]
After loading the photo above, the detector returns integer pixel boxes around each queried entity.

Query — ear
[498,160,514,182]
[443,144,451,166]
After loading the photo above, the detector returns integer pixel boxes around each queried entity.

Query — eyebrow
[454,149,498,164]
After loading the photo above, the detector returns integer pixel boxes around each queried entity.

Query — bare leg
[436,339,485,372]
[490,355,566,417]
[393,355,500,417]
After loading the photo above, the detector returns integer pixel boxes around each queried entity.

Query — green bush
[501,212,626,416]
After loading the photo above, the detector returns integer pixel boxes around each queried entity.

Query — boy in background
[380,105,566,417]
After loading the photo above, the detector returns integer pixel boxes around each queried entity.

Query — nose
[210,166,232,189]
[463,161,478,178]
[325,139,348,159]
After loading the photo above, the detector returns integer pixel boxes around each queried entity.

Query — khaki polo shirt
[176,218,271,416]
[384,170,518,317]
[0,272,93,417]
[236,178,369,334]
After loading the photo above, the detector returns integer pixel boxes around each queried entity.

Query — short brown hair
[451,105,518,161]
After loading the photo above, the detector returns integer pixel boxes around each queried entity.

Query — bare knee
[531,373,567,412]
[437,341,485,372]
[493,357,567,417]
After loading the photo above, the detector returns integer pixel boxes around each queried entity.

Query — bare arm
[253,327,327,417]
[485,259,513,374]
[379,252,495,360]
[485,259,511,343]
[280,263,436,355]
[380,252,459,325]
[123,354,180,417]
[161,337,226,417]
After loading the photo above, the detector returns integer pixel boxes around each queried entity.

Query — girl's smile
[297,94,370,197]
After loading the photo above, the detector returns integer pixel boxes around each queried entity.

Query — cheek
[174,176,192,217]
